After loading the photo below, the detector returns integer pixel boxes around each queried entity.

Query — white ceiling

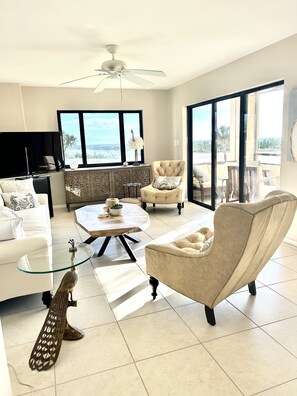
[1,0,297,91]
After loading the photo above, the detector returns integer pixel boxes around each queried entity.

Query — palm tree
[217,125,230,162]
[63,133,77,154]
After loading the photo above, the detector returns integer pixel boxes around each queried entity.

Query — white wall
[168,33,297,243]
[19,86,170,205]
[0,83,26,131]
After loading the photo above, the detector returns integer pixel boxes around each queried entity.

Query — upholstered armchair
[145,190,297,325]
[140,160,186,215]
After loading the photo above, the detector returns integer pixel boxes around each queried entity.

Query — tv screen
[0,131,64,179]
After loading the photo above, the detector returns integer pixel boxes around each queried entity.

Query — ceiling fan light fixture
[101,59,126,72]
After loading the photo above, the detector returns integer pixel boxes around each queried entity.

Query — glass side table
[18,242,94,372]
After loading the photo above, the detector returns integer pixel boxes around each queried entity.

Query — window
[57,110,144,168]
[188,81,284,209]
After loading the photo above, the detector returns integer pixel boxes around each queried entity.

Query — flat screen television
[0,131,64,179]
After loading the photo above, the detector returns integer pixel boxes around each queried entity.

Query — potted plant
[109,203,123,216]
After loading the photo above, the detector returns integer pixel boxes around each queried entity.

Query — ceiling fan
[60,44,166,93]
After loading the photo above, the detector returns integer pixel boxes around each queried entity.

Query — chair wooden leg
[201,189,204,203]
[204,305,216,326]
[248,280,256,295]
[153,203,156,207]
[177,203,182,215]
[149,276,159,300]
[142,202,147,210]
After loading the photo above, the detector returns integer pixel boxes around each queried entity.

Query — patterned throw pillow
[200,236,214,252]
[152,176,181,190]
[1,192,40,211]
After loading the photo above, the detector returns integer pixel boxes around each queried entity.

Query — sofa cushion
[1,192,40,211]
[19,205,51,239]
[0,207,24,241]
[0,178,36,193]
[152,176,181,190]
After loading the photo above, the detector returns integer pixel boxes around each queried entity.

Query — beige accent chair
[145,190,297,325]
[140,160,186,215]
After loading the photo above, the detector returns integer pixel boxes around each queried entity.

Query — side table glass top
[17,243,94,274]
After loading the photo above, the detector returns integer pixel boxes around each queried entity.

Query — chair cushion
[193,165,210,183]
[152,176,181,190]
[172,227,213,252]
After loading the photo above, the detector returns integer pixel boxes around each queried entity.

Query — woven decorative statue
[29,265,82,371]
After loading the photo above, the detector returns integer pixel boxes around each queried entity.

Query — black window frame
[187,80,284,210]
[57,110,144,168]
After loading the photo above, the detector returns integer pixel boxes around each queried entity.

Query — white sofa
[0,178,53,305]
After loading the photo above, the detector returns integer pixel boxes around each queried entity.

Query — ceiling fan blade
[93,76,111,93]
[122,73,154,88]
[124,69,166,77]
[60,74,102,86]
[94,69,110,73]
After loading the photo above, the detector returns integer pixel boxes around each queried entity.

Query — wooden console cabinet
[64,164,152,211]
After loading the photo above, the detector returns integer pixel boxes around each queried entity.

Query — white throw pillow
[152,176,181,190]
[0,178,35,193]
[1,192,40,211]
[0,206,24,240]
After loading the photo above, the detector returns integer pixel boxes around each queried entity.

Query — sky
[192,87,284,140]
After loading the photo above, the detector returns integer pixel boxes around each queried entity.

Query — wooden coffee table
[74,203,150,261]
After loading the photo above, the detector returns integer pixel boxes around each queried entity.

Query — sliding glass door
[188,81,283,210]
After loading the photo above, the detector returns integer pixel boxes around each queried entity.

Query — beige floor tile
[66,295,116,329]
[272,243,297,259]
[270,279,297,304]
[262,316,297,357]
[106,284,170,320]
[53,273,104,299]
[6,342,55,395]
[257,260,297,285]
[157,283,196,307]
[176,300,256,342]
[1,308,48,347]
[54,323,133,384]
[119,309,199,361]
[227,286,297,325]
[56,364,147,396]
[27,387,56,396]
[90,251,131,268]
[53,261,95,283]
[95,263,148,294]
[273,254,297,271]
[205,328,297,395]
[136,344,241,396]
[256,379,297,395]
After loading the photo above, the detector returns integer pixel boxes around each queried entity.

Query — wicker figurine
[29,266,83,371]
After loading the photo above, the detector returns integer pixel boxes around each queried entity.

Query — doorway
[187,81,283,209]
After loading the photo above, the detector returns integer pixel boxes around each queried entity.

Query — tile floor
[1,202,297,395]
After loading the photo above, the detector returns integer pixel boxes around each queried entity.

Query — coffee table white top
[74,203,150,237]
